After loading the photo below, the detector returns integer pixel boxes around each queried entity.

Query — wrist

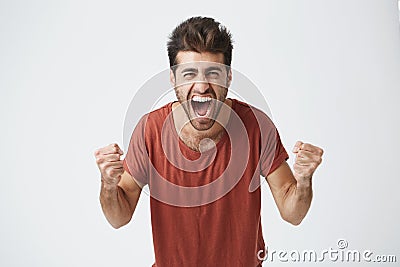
[296,176,312,189]
[101,177,119,191]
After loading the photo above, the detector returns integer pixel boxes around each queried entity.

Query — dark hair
[167,16,233,67]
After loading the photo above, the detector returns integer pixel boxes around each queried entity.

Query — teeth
[192,96,212,102]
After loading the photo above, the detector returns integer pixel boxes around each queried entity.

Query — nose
[192,81,210,94]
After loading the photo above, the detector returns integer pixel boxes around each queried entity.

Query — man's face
[171,51,232,131]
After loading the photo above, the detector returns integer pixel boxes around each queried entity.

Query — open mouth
[191,96,213,117]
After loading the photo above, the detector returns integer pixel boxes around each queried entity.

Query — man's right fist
[95,143,124,188]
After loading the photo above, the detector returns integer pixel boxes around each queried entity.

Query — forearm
[99,181,133,229]
[281,179,313,225]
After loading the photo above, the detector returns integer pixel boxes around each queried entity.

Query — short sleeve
[123,115,149,187]
[260,128,289,177]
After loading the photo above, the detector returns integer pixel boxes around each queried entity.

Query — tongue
[192,101,209,116]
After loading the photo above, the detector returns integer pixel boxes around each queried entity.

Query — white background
[1,0,399,266]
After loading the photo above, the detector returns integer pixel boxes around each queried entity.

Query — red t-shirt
[123,98,289,267]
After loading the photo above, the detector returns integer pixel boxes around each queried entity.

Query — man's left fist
[292,141,324,183]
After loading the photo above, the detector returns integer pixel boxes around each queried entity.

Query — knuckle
[96,157,103,164]
[102,162,110,170]
[112,143,119,151]
[311,162,318,169]
[108,143,115,150]
[99,165,107,174]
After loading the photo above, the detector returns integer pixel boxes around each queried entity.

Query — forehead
[175,51,225,65]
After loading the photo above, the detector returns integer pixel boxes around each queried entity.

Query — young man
[95,17,323,267]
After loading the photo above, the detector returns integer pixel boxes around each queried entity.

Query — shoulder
[139,102,173,129]
[231,98,273,127]
[130,102,173,141]
[148,102,173,119]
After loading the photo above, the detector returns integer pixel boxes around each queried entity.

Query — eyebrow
[205,66,223,72]
[180,67,198,73]
[179,66,223,73]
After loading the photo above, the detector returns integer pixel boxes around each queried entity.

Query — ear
[169,69,175,87]
[226,68,232,88]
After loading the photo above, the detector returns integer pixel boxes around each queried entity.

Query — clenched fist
[292,141,323,184]
[94,143,124,188]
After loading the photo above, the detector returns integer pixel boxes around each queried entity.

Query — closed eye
[183,72,196,79]
[206,71,220,79]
